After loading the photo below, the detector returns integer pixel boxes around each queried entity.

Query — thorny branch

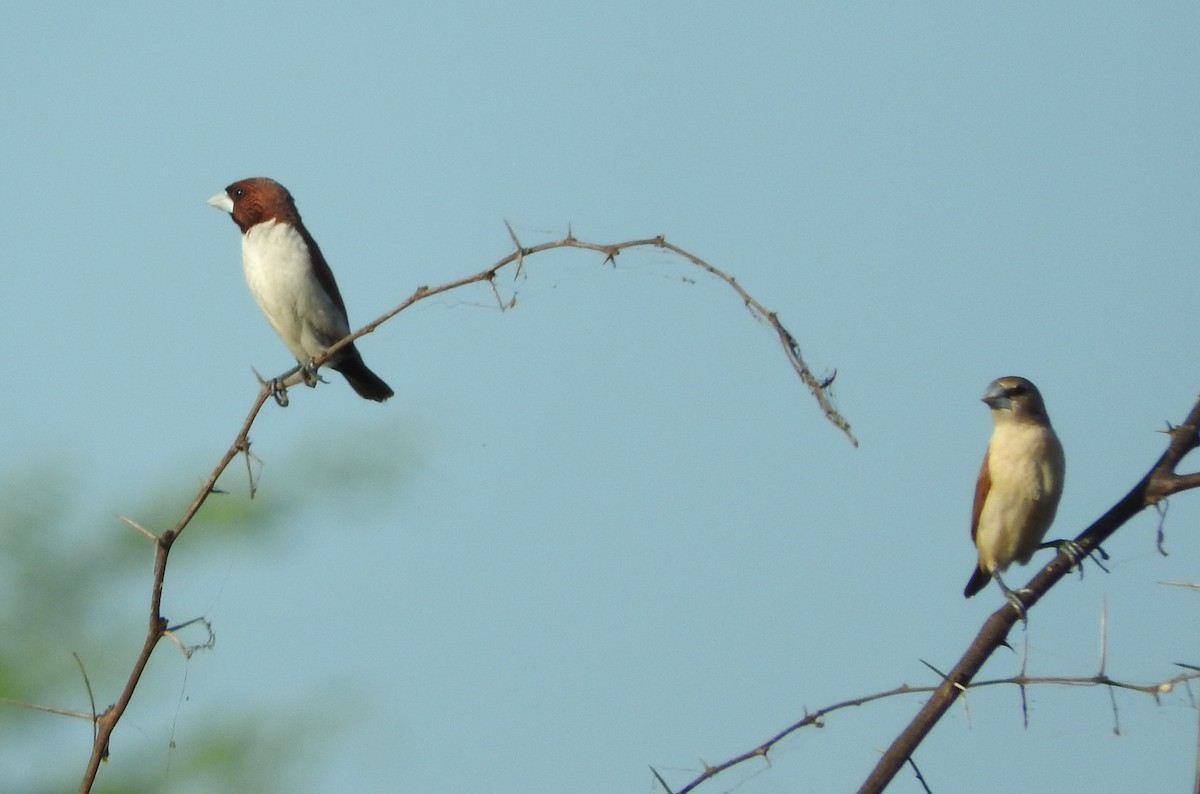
[301,231,855,445]
[658,666,1200,794]
[855,392,1200,793]
[653,391,1200,794]
[70,232,851,793]
[654,667,1200,794]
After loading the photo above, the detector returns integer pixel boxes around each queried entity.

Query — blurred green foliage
[0,418,426,792]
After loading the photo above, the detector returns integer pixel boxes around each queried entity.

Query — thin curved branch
[74,233,851,793]
[664,668,1200,794]
[294,232,856,445]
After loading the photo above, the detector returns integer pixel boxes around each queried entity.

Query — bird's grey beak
[981,383,1011,410]
[207,191,234,212]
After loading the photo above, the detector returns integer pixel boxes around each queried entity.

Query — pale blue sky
[3,3,1200,792]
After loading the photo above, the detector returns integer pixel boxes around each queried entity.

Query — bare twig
[905,756,933,794]
[0,698,94,721]
[72,653,97,744]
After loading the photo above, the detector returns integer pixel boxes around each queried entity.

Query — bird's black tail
[963,565,991,598]
[331,346,394,402]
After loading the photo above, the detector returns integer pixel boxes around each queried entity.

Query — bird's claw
[1039,538,1110,578]
[299,360,331,388]
[993,573,1029,624]
[1003,589,1029,624]
[300,360,321,388]
[252,366,291,407]
[1039,537,1084,564]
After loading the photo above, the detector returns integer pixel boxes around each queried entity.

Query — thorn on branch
[73,652,98,742]
[650,766,674,794]
[1107,684,1122,735]
[240,442,262,500]
[504,219,522,251]
[919,659,950,681]
[503,221,532,278]
[487,276,517,312]
[251,366,291,407]
[117,515,157,541]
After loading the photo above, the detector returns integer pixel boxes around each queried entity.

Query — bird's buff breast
[976,424,1064,573]
[241,220,349,360]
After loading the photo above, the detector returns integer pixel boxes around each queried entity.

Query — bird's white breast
[241,220,349,361]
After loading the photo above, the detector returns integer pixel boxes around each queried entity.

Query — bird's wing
[296,224,350,317]
[970,445,991,544]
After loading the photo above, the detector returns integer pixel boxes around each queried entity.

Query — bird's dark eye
[1009,384,1027,397]
[231,187,245,199]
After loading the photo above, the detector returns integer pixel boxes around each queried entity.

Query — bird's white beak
[981,382,1011,410]
[206,191,234,212]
